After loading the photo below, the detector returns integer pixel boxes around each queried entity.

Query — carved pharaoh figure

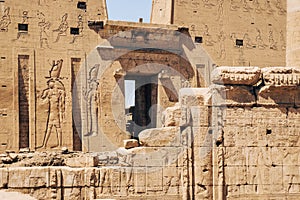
[255,28,266,49]
[243,33,254,49]
[84,65,100,137]
[39,59,66,148]
[38,11,51,48]
[268,30,277,50]
[53,13,68,43]
[217,30,226,59]
[203,24,215,46]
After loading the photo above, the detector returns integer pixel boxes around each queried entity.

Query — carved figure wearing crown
[53,13,68,43]
[39,59,66,148]
[84,65,100,137]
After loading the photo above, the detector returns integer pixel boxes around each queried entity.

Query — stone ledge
[262,67,300,87]
[211,66,261,85]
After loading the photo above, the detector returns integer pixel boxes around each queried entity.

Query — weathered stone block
[179,88,211,106]
[211,66,261,85]
[84,168,100,187]
[63,187,84,200]
[223,125,250,147]
[192,127,212,147]
[146,167,163,191]
[193,165,213,186]
[8,167,49,188]
[49,167,62,187]
[123,139,139,149]
[224,147,246,166]
[269,167,284,190]
[0,191,38,200]
[224,166,247,185]
[262,67,300,87]
[190,106,210,127]
[288,108,300,127]
[163,103,181,127]
[139,127,180,147]
[283,166,300,185]
[257,86,296,105]
[194,184,213,200]
[211,85,256,106]
[61,167,85,187]
[128,147,181,167]
[65,155,98,167]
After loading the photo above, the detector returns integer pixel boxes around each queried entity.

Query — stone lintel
[211,66,261,86]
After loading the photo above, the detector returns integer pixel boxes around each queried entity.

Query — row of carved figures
[0,7,84,46]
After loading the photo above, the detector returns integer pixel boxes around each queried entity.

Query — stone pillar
[287,0,300,66]
[179,88,213,200]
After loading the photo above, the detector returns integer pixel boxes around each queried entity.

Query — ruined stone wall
[1,66,299,200]
[151,0,287,67]
[157,66,300,199]
[0,0,107,151]
[199,66,300,199]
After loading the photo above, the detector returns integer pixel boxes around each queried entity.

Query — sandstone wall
[0,0,107,151]
[151,0,287,67]
[1,66,299,200]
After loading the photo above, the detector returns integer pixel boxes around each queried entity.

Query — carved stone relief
[276,0,286,15]
[217,30,226,59]
[216,0,224,22]
[84,65,99,137]
[37,11,51,48]
[53,13,68,43]
[230,0,240,11]
[202,0,215,9]
[279,30,286,50]
[268,30,277,50]
[255,28,267,49]
[16,11,29,40]
[0,7,11,32]
[203,24,215,46]
[70,14,84,44]
[242,0,251,12]
[38,59,66,149]
[243,33,254,49]
[265,0,275,14]
[253,0,263,14]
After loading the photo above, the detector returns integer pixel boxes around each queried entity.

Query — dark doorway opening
[125,74,158,139]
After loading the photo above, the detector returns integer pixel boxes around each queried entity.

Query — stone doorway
[125,74,158,139]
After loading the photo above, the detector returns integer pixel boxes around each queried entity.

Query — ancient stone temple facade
[0,0,288,152]
[0,0,300,200]
[1,66,300,200]
[0,0,107,151]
